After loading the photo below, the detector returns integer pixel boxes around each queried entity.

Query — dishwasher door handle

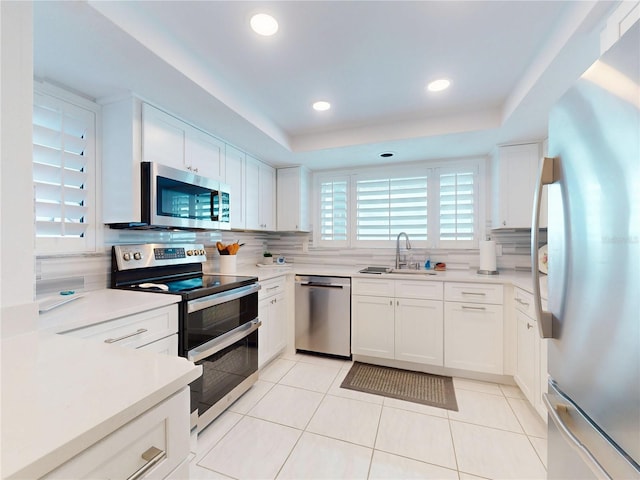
[298,282,344,289]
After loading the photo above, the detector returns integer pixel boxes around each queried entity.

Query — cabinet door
[352,295,394,359]
[258,297,271,367]
[395,298,443,366]
[277,166,310,232]
[225,145,246,229]
[184,126,225,180]
[260,163,276,230]
[492,143,542,229]
[514,310,536,403]
[245,155,261,230]
[271,292,287,356]
[141,103,185,169]
[444,302,504,374]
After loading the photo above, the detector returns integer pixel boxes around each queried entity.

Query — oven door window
[185,292,258,351]
[157,175,213,220]
[190,328,258,416]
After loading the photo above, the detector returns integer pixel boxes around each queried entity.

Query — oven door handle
[187,318,261,363]
[187,283,260,313]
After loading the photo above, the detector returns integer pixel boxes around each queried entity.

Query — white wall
[1,2,35,310]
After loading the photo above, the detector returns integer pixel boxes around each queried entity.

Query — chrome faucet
[395,232,412,269]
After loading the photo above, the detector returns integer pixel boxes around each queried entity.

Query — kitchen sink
[389,268,437,275]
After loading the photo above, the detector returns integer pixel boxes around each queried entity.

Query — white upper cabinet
[224,145,246,230]
[184,127,225,181]
[277,166,311,232]
[142,103,225,181]
[245,155,276,231]
[491,143,547,229]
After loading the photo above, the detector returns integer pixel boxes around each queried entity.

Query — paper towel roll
[478,240,497,273]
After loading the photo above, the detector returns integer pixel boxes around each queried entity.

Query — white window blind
[320,180,348,241]
[33,91,96,253]
[356,177,428,241]
[439,170,475,241]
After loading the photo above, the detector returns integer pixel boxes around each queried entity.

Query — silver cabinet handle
[515,298,530,307]
[127,446,166,480]
[266,285,280,291]
[527,323,533,329]
[461,305,486,311]
[531,156,555,338]
[104,328,147,344]
[461,291,486,296]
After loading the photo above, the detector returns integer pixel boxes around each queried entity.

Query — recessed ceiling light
[379,152,394,158]
[312,101,331,112]
[427,79,451,92]
[250,13,278,36]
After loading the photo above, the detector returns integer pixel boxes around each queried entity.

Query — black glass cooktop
[125,274,257,299]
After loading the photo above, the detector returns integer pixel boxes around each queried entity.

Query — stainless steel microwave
[140,162,230,230]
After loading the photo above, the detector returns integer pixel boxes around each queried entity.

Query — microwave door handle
[211,191,219,221]
[531,156,555,339]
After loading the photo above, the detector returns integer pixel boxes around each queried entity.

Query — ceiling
[33,1,616,170]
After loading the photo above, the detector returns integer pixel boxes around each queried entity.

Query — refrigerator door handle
[531,156,556,338]
[545,381,640,480]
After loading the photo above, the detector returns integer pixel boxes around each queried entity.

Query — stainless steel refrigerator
[530,20,640,480]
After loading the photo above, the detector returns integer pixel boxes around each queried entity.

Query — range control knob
[133,252,142,261]
[186,250,194,256]
[123,252,131,261]
[201,249,207,256]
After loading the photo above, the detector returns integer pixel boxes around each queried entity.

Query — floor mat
[340,362,458,411]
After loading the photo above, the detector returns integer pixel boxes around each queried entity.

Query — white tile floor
[190,353,548,480]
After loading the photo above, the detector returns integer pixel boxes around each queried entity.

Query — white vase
[262,256,273,265]
[219,255,237,274]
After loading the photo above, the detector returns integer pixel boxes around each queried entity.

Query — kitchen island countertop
[1,329,200,479]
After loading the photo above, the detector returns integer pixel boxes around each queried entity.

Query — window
[315,161,481,248]
[33,86,98,254]
[356,177,428,241]
[319,179,348,242]
[439,170,475,242]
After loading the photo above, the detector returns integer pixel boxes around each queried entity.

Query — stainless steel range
[111,243,260,432]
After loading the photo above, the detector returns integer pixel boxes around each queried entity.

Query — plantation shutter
[356,176,428,241]
[33,92,96,251]
[320,179,348,241]
[439,170,475,241]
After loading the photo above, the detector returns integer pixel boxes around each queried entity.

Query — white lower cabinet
[352,295,395,359]
[352,279,444,366]
[259,276,287,367]
[60,304,179,354]
[44,387,191,479]
[513,287,549,420]
[515,308,537,402]
[444,283,504,375]
[395,298,444,365]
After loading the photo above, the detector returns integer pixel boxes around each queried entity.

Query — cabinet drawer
[395,280,443,300]
[61,305,178,350]
[259,276,286,300]
[514,288,535,317]
[352,278,395,297]
[444,282,503,304]
[44,387,190,479]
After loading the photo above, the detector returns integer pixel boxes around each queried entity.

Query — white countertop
[38,289,181,334]
[1,330,201,479]
[218,264,548,300]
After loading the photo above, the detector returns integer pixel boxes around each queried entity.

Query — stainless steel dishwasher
[295,275,351,358]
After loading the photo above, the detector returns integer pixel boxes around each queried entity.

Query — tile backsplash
[36,227,543,297]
